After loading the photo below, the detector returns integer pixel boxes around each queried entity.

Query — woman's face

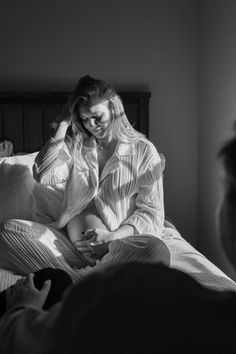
[79,99,113,140]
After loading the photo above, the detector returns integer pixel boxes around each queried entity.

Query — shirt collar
[83,138,135,156]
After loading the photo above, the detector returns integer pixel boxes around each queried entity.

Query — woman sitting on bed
[0,75,169,278]
[32,75,168,266]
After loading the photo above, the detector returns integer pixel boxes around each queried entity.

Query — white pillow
[0,140,13,158]
[0,152,65,225]
[0,153,38,222]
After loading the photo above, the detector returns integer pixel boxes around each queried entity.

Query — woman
[34,75,166,262]
[0,76,169,280]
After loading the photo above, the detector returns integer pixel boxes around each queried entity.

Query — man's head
[217,136,236,269]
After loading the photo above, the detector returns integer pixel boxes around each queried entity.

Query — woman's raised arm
[33,104,74,185]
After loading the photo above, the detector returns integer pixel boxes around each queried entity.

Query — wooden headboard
[0,92,150,153]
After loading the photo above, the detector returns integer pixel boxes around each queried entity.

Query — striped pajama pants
[0,219,170,283]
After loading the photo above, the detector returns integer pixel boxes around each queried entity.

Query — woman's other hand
[83,228,113,243]
[74,228,112,260]
[5,274,51,311]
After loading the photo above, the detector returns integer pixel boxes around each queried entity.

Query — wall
[0,0,199,244]
[199,0,236,279]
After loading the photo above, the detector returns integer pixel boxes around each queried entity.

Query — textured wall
[0,0,199,245]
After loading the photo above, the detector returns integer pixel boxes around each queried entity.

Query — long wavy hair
[57,76,145,160]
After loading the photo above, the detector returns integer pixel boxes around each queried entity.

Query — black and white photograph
[0,1,236,353]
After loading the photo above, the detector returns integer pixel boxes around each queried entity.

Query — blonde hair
[61,76,145,160]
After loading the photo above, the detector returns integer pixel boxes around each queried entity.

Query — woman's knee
[147,236,170,267]
[129,235,170,266]
[0,219,17,243]
[0,219,31,237]
[109,235,170,267]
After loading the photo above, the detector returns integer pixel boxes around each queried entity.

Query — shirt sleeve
[0,303,61,354]
[122,143,165,238]
[33,138,72,186]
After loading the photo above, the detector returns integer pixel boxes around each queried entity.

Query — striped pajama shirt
[33,136,165,234]
[0,137,169,281]
[1,136,235,293]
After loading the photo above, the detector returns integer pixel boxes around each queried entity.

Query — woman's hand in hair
[51,97,77,130]
[59,101,75,126]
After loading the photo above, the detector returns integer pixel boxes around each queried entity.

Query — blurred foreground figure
[0,262,236,354]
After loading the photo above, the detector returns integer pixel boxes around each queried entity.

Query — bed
[0,91,236,293]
